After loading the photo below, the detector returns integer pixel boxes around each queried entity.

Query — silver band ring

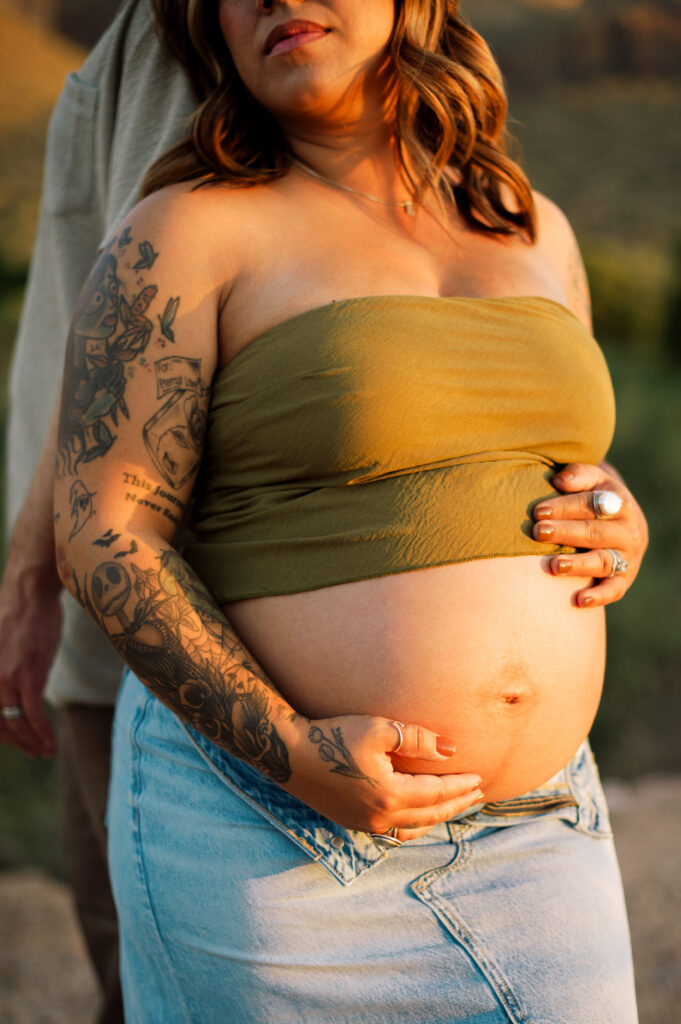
[369,827,403,847]
[1,706,25,721]
[592,490,623,520]
[607,549,628,577]
[390,720,406,754]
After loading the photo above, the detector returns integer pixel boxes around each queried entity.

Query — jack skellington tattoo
[78,549,292,784]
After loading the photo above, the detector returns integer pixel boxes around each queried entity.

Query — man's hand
[0,411,62,755]
[0,567,61,756]
[533,462,648,608]
[0,573,61,757]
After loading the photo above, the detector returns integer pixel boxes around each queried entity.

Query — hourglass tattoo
[56,232,180,476]
[77,549,292,784]
[143,356,208,490]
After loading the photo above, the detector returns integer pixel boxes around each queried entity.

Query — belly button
[493,663,536,708]
[499,686,534,707]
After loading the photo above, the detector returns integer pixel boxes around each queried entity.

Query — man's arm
[0,411,61,755]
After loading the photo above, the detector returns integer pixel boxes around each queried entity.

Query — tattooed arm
[53,190,481,836]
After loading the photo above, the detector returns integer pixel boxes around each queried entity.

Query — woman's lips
[270,30,327,56]
[267,28,329,57]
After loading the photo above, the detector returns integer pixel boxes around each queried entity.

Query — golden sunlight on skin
[217,0,396,131]
[226,556,606,804]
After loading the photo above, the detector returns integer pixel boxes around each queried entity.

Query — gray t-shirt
[7,0,195,705]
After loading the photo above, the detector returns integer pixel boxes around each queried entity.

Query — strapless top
[184,295,615,601]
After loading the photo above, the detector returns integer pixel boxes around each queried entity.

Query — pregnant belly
[224,556,606,803]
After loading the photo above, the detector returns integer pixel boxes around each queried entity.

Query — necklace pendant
[404,201,416,217]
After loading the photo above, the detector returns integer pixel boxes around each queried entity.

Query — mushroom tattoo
[91,562,132,631]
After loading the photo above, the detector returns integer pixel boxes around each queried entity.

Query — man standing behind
[0,3,194,1019]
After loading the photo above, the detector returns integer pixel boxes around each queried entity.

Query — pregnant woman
[54,1,642,1020]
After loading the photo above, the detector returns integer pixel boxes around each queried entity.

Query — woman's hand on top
[532,462,648,608]
[287,714,483,842]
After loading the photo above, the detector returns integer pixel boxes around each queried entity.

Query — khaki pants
[56,705,123,1024]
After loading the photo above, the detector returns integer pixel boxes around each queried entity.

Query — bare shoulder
[532,190,592,332]
[105,182,248,297]
[54,181,252,530]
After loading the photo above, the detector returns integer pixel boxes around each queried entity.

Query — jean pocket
[565,740,613,838]
[43,72,98,215]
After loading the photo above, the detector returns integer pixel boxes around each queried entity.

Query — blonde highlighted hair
[145,0,536,240]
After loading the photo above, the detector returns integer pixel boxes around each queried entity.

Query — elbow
[54,540,74,592]
[54,518,77,596]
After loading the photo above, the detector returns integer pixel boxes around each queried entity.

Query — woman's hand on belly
[286,714,484,840]
[227,557,606,811]
[534,460,648,608]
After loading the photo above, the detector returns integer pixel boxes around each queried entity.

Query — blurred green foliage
[583,240,672,352]
[0,745,62,875]
[592,340,681,775]
[662,237,681,366]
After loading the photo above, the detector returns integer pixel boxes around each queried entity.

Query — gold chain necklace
[292,159,417,216]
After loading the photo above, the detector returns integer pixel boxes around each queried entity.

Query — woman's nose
[257,0,275,11]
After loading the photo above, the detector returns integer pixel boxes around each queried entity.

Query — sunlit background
[0,0,679,1019]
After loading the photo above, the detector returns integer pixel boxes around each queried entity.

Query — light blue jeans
[108,669,638,1023]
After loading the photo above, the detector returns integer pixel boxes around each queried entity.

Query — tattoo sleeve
[53,220,373,801]
[74,543,292,784]
[53,225,297,785]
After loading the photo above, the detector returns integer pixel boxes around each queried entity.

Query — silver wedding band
[390,720,406,754]
[607,549,628,577]
[1,705,25,721]
[592,490,623,520]
[367,724,408,845]
[369,827,403,847]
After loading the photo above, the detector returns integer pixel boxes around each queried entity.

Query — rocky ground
[0,776,679,1024]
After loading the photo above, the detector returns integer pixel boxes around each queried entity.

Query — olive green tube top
[184,295,615,602]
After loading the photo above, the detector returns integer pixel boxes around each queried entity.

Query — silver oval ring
[390,720,406,753]
[368,827,403,847]
[607,549,628,577]
[1,705,25,721]
[592,490,623,520]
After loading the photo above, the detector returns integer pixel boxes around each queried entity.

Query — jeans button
[330,836,345,850]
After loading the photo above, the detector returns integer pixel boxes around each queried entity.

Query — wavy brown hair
[145,0,536,241]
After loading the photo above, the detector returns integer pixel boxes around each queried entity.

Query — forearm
[0,408,62,753]
[57,528,301,783]
[4,406,61,598]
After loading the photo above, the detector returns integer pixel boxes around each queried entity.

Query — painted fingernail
[556,470,575,482]
[534,504,554,519]
[582,595,595,607]
[536,523,555,540]
[436,737,457,756]
[555,558,573,575]
[470,789,485,803]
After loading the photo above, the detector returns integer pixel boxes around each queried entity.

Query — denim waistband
[181,708,611,886]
